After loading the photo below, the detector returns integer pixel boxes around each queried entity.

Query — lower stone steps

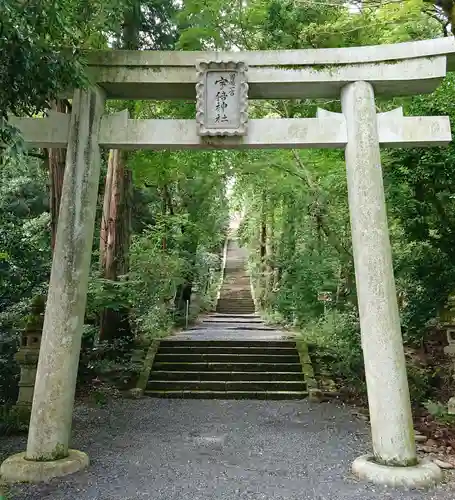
[152,362,302,372]
[147,390,308,400]
[146,340,308,400]
[154,353,300,363]
[160,340,289,347]
[157,346,297,355]
[150,371,305,381]
[148,380,306,391]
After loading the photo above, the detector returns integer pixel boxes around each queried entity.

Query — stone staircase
[216,240,255,315]
[145,238,309,400]
[146,339,307,399]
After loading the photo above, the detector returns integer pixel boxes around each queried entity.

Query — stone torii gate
[2,37,455,488]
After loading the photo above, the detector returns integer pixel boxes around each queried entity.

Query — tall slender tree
[98,0,178,342]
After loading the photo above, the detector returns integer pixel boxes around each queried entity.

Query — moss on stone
[31,443,68,462]
[295,340,319,392]
[373,455,419,467]
[135,340,160,391]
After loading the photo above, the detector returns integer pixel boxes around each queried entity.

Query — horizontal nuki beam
[10,108,451,151]
[88,56,446,100]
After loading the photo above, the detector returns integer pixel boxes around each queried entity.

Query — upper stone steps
[216,307,256,313]
[216,238,255,315]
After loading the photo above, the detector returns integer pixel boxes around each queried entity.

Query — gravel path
[2,398,454,500]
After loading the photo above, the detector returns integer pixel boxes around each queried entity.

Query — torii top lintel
[84,37,455,100]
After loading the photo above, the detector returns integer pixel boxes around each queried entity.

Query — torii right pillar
[341,80,442,487]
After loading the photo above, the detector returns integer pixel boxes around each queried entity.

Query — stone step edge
[157,346,297,352]
[153,362,302,365]
[148,384,308,391]
[148,380,307,385]
[206,314,260,317]
[152,363,303,371]
[157,351,297,356]
[215,310,257,313]
[145,390,309,399]
[149,371,304,376]
[200,320,263,323]
[154,358,300,363]
[159,342,297,347]
[155,354,300,359]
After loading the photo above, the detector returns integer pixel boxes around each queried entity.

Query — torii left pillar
[1,87,105,482]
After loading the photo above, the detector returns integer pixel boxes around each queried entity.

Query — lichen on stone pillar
[1,86,105,483]
[342,80,441,487]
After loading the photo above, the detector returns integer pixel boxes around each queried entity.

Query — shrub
[300,307,364,389]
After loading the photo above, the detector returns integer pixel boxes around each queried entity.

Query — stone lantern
[444,326,455,415]
[12,295,45,421]
[441,294,455,414]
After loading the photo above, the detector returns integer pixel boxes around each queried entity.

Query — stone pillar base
[0,449,89,483]
[352,454,442,489]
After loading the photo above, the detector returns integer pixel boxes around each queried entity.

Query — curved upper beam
[84,38,455,100]
[87,37,455,69]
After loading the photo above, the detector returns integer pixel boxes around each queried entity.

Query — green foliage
[0,406,28,436]
[424,400,455,425]
[0,156,50,405]
[300,309,364,389]
[0,0,129,145]
[385,74,455,342]
[407,365,432,403]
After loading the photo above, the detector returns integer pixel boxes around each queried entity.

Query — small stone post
[342,81,441,487]
[1,87,105,483]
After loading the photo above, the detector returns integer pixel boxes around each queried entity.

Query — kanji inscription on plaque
[196,61,248,136]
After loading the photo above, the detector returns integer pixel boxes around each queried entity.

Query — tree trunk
[99,150,133,343]
[99,151,114,267]
[48,100,70,250]
[98,1,140,345]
